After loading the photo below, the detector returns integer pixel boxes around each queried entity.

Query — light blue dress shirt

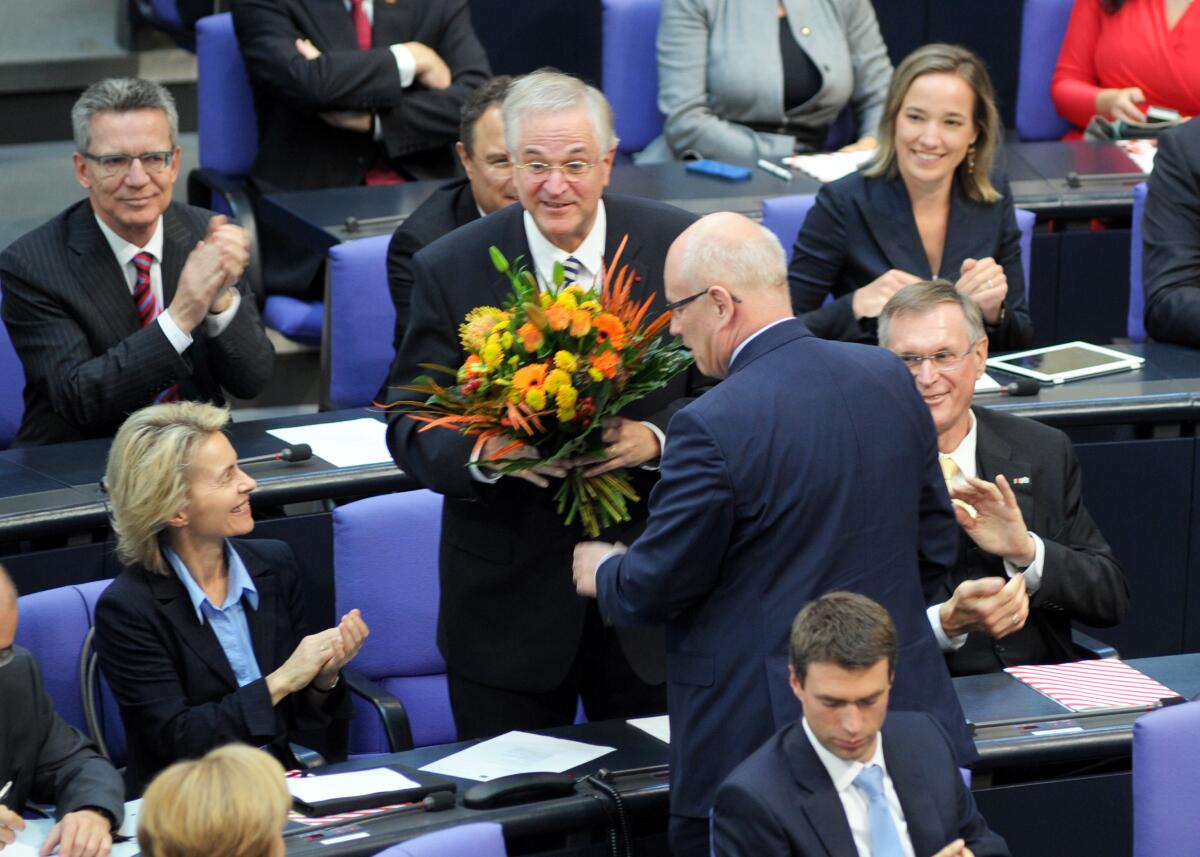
[166,542,263,687]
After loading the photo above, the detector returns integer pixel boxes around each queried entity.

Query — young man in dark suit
[713,592,1009,857]
[879,281,1129,676]
[385,75,517,362]
[0,566,125,857]
[573,213,975,857]
[387,70,700,743]
[0,78,273,446]
[1143,117,1200,347]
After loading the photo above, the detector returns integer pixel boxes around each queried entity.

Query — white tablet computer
[986,341,1144,384]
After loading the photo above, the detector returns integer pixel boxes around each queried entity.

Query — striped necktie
[561,256,582,286]
[131,252,179,403]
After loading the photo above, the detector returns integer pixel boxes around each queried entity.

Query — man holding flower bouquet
[385,70,703,739]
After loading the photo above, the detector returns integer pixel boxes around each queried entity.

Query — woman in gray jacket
[638,0,892,162]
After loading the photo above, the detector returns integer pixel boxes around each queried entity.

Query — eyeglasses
[896,344,977,374]
[663,288,743,312]
[0,645,14,669]
[515,161,597,180]
[83,150,175,177]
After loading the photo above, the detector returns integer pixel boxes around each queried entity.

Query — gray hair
[676,222,788,295]
[502,69,618,155]
[72,78,179,153]
[878,280,986,349]
[105,402,230,575]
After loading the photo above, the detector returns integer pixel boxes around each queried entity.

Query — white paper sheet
[267,418,391,468]
[10,800,141,857]
[419,731,615,781]
[287,768,420,804]
[782,149,876,183]
[627,715,670,744]
[974,372,1002,393]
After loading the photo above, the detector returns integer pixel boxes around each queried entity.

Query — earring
[966,144,976,175]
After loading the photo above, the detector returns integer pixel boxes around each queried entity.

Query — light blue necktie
[852,764,906,857]
[561,255,582,286]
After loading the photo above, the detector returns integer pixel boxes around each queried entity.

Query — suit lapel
[940,183,990,280]
[302,0,359,49]
[160,205,191,308]
[235,542,277,672]
[488,207,534,307]
[65,205,142,345]
[147,570,239,690]
[973,407,1034,525]
[372,0,414,44]
[783,725,859,857]
[883,729,942,857]
[857,179,931,277]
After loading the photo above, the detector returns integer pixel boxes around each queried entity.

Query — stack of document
[782,149,876,183]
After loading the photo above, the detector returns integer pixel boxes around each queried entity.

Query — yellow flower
[588,367,605,382]
[508,388,524,404]
[482,340,503,368]
[459,306,508,351]
[569,310,592,337]
[556,385,578,409]
[553,351,577,372]
[500,331,514,350]
[539,292,553,308]
[555,290,579,311]
[544,368,572,395]
[557,407,576,422]
[579,299,601,312]
[525,387,546,410]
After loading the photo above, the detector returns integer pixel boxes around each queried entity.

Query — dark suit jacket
[939,406,1129,676]
[232,0,491,189]
[0,647,125,826]
[0,200,274,446]
[595,319,976,819]
[386,176,480,361]
[713,713,1010,857]
[788,170,1034,350]
[93,539,350,795]
[1143,117,1200,347]
[386,194,700,692]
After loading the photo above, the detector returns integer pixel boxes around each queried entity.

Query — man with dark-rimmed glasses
[0,78,273,446]
[879,280,1128,676]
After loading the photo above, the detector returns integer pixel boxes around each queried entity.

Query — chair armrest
[1072,628,1120,660]
[186,168,264,306]
[344,669,414,752]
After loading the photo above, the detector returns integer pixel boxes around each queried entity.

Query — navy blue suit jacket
[787,170,1034,350]
[713,712,1009,857]
[595,319,975,819]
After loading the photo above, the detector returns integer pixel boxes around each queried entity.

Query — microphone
[1002,378,1041,396]
[237,444,312,466]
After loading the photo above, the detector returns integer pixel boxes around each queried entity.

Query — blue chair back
[0,290,26,449]
[196,13,258,180]
[333,490,454,750]
[1015,0,1074,141]
[14,585,93,733]
[325,235,395,409]
[1014,207,1036,304]
[374,822,506,857]
[151,0,184,27]
[602,0,664,155]
[1128,182,1148,343]
[1133,700,1200,856]
[77,579,128,767]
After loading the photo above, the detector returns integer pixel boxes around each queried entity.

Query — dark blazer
[1143,117,1200,347]
[939,406,1129,676]
[713,713,1010,857]
[0,200,274,446]
[232,0,491,189]
[386,194,701,692]
[93,539,350,795]
[386,176,480,361]
[0,647,125,826]
[788,170,1034,350]
[595,319,976,820]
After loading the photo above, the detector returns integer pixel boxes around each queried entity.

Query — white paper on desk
[974,372,1002,393]
[1116,139,1157,175]
[627,715,670,744]
[287,768,420,804]
[782,149,876,183]
[11,801,141,857]
[267,418,390,468]
[419,731,615,781]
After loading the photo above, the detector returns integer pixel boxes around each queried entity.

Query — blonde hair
[863,43,1002,204]
[138,744,291,857]
[105,402,230,575]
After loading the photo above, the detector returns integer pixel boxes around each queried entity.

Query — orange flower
[594,313,626,349]
[511,363,548,391]
[591,350,620,380]
[517,321,544,352]
[569,309,593,337]
[545,304,572,332]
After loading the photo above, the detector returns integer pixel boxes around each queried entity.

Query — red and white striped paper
[1005,659,1182,712]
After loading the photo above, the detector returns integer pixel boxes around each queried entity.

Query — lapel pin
[1010,476,1031,485]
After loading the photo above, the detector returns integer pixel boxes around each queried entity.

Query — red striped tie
[131,252,179,402]
[349,0,404,186]
[349,0,372,50]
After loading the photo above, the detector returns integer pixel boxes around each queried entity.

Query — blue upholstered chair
[0,291,26,449]
[1015,0,1075,141]
[373,822,507,857]
[1133,700,1200,856]
[333,490,454,752]
[601,0,664,156]
[133,0,196,51]
[14,584,94,733]
[324,235,395,410]
[189,13,323,345]
[1128,182,1149,343]
[76,579,128,766]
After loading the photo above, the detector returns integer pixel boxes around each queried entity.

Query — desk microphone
[1001,378,1041,397]
[238,444,313,466]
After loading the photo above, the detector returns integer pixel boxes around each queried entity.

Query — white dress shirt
[802,718,916,857]
[94,214,240,355]
[928,409,1046,650]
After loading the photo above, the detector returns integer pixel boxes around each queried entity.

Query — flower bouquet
[393,236,692,537]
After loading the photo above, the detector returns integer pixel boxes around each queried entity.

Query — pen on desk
[756,159,793,182]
